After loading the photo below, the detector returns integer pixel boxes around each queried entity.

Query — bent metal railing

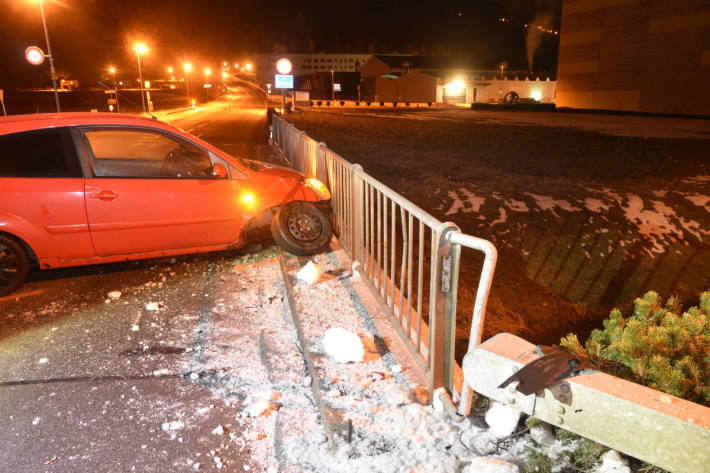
[272,115,497,400]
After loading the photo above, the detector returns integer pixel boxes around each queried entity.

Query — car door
[80,126,246,257]
[0,127,94,264]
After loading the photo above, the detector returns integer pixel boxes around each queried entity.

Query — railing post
[351,164,364,265]
[429,223,461,398]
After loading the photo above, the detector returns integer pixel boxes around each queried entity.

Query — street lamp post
[38,0,60,112]
[204,68,211,100]
[134,43,147,113]
[109,67,120,112]
[184,63,192,106]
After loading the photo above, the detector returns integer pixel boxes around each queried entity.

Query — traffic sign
[203,84,212,88]
[25,46,45,66]
[275,74,293,89]
[334,83,342,92]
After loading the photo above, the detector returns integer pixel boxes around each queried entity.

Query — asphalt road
[0,84,274,472]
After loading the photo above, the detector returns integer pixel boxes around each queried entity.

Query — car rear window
[0,127,82,178]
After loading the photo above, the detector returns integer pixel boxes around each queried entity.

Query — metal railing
[272,115,497,402]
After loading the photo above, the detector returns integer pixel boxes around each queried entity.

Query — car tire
[0,235,31,297]
[271,202,332,256]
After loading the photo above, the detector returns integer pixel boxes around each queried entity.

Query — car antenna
[96,81,158,119]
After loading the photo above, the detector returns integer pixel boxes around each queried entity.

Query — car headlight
[304,177,331,200]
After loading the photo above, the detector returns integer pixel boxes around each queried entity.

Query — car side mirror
[211,163,228,179]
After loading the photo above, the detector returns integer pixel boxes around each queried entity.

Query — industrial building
[556,0,710,115]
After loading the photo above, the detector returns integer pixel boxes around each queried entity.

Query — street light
[183,62,192,105]
[204,68,211,100]
[134,42,147,113]
[36,0,60,112]
[108,66,119,112]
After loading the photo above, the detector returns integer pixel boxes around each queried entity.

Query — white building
[253,53,372,88]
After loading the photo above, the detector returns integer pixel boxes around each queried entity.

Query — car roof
[0,113,174,135]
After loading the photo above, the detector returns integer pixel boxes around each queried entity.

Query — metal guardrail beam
[464,333,710,473]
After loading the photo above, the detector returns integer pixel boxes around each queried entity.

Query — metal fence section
[271,115,497,402]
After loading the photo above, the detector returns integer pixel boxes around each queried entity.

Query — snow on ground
[442,182,710,256]
[446,189,486,216]
[156,245,588,472]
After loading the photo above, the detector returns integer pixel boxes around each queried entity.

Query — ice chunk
[596,450,631,473]
[485,401,521,438]
[212,425,228,435]
[530,423,555,447]
[245,398,272,417]
[296,261,323,285]
[108,291,122,300]
[463,457,520,473]
[161,421,184,431]
[322,328,364,363]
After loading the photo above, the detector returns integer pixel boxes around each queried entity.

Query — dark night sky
[0,0,560,89]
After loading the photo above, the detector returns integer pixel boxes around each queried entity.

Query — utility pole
[38,0,60,112]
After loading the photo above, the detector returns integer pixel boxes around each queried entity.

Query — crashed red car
[0,113,332,296]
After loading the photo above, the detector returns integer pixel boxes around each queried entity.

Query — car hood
[242,159,306,181]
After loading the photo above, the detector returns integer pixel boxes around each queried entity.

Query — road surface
[0,84,276,472]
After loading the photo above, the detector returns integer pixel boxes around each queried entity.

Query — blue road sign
[275,74,294,89]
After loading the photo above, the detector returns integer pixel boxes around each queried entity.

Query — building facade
[253,53,372,89]
[556,0,710,115]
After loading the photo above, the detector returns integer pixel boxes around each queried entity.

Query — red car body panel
[0,113,326,270]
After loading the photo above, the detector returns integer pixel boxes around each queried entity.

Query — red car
[0,113,332,296]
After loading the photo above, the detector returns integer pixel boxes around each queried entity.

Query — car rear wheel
[271,202,332,256]
[0,235,31,297]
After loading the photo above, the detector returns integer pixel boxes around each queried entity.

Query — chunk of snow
[530,423,555,446]
[211,425,228,435]
[463,457,520,473]
[190,372,199,380]
[108,291,122,300]
[596,450,631,473]
[296,261,323,285]
[32,417,41,425]
[485,402,521,438]
[130,325,139,332]
[322,328,364,363]
[38,358,48,364]
[145,302,162,311]
[390,364,402,373]
[161,421,183,431]
[244,398,273,418]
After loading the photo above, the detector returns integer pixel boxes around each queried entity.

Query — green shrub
[560,291,710,405]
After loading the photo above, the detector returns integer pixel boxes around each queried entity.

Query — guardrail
[272,115,497,400]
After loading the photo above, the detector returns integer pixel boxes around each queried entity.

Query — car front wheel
[0,235,31,297]
[271,202,332,256]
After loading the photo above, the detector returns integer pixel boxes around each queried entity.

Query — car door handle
[89,190,119,201]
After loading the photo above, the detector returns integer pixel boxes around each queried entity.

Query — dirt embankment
[286,108,710,351]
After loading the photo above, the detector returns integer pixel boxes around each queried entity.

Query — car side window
[0,127,82,178]
[83,129,213,179]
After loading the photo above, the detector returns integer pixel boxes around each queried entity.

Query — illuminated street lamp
[134,43,147,113]
[34,0,60,112]
[245,63,252,72]
[183,62,192,105]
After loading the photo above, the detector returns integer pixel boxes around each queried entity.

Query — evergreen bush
[560,291,710,405]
